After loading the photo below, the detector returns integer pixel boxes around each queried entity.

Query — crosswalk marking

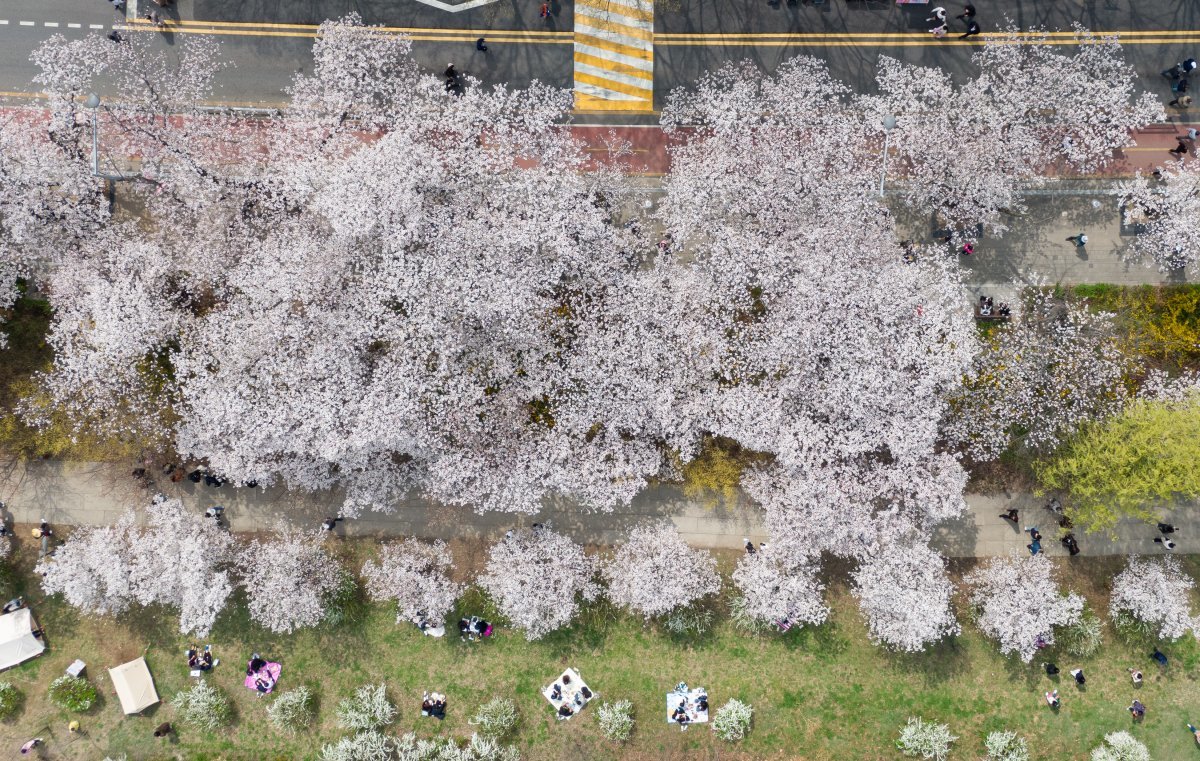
[574,0,654,112]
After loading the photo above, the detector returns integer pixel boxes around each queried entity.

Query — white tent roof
[109,657,159,714]
[0,608,44,672]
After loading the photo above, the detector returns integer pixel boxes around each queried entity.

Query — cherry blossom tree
[862,27,1162,235]
[603,522,719,618]
[479,527,599,640]
[237,525,343,634]
[36,514,137,616]
[1110,556,1199,641]
[361,539,462,625]
[660,56,977,564]
[1117,163,1200,275]
[731,544,827,631]
[127,496,235,636]
[964,554,1084,662]
[945,290,1136,462]
[851,540,960,652]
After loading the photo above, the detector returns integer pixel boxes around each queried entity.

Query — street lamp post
[879,114,897,197]
[83,93,100,176]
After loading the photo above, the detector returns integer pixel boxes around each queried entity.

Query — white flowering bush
[336,683,396,731]
[604,523,720,619]
[1091,731,1150,761]
[596,700,635,742]
[322,730,394,761]
[1061,610,1104,658]
[1110,555,1198,641]
[896,716,956,760]
[362,539,462,625]
[395,732,520,761]
[479,528,599,640]
[170,680,231,729]
[266,686,315,734]
[986,730,1030,761]
[964,554,1084,662]
[469,697,518,740]
[238,526,343,634]
[711,698,753,742]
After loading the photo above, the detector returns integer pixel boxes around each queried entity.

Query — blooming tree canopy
[1117,163,1200,275]
[851,540,961,652]
[603,522,719,618]
[361,538,462,624]
[863,27,1162,235]
[731,544,827,630]
[1110,555,1199,641]
[36,514,136,616]
[237,525,344,634]
[965,554,1084,662]
[945,290,1135,462]
[479,527,599,640]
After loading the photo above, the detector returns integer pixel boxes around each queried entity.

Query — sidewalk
[0,459,1190,557]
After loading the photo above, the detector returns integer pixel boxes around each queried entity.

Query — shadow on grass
[779,619,850,657]
[883,637,972,686]
[538,597,620,658]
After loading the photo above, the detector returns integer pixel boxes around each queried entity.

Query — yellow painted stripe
[574,15,655,43]
[573,51,654,80]
[574,71,653,99]
[574,94,654,112]
[576,0,655,24]
[573,32,654,60]
[655,36,1200,47]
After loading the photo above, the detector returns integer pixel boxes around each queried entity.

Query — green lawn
[1,541,1198,760]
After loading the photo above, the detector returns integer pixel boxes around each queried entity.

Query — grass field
[0,538,1197,760]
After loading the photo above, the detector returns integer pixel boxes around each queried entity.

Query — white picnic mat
[666,687,709,724]
[542,668,593,717]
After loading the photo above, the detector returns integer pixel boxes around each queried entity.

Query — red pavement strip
[2,106,1193,177]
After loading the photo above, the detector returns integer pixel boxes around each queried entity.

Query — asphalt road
[0,0,1196,118]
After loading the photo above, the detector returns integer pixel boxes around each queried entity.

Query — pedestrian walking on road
[1000,508,1019,524]
[1163,58,1197,79]
[959,20,981,39]
[1158,522,1178,534]
[322,516,344,533]
[927,6,946,24]
[1169,94,1193,108]
[1169,139,1189,157]
[955,3,975,21]
[1154,536,1177,551]
[1062,533,1080,556]
[110,0,124,10]
[1068,233,1088,247]
[476,37,488,52]
[540,2,551,18]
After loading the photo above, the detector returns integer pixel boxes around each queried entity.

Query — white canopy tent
[0,608,44,672]
[109,657,159,714]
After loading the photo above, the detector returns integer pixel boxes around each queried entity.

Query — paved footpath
[0,459,1190,557]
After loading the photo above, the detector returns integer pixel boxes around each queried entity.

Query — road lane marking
[89,24,105,29]
[44,22,58,27]
[19,21,34,26]
[68,23,81,28]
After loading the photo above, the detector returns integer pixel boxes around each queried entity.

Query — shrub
[394,732,520,761]
[322,730,393,761]
[48,675,97,712]
[336,683,396,731]
[1113,611,1157,645]
[267,686,315,734]
[1061,611,1104,657]
[986,730,1030,761]
[0,682,21,719]
[170,680,231,729]
[469,697,518,740]
[1091,731,1150,761]
[711,698,753,742]
[729,595,771,634]
[322,569,362,628]
[896,716,956,760]
[596,699,635,742]
[662,606,713,637]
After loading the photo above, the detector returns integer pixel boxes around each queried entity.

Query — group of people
[421,691,448,719]
[458,616,493,642]
[548,673,592,719]
[1163,57,1197,109]
[186,644,216,673]
[671,691,707,731]
[925,4,981,40]
[977,296,1011,319]
[247,654,278,694]
[1000,503,1086,556]
[1043,657,1165,721]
